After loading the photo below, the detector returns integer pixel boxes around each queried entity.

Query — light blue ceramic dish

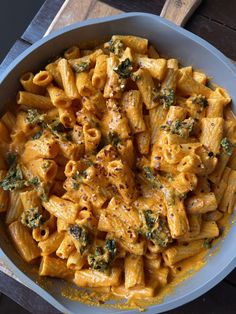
[0,12,236,314]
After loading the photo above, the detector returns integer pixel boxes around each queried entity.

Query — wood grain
[45,0,122,35]
[186,14,236,60]
[160,0,202,26]
[98,0,165,14]
[0,271,60,314]
[198,0,236,30]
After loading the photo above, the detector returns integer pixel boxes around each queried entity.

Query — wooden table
[1,0,236,313]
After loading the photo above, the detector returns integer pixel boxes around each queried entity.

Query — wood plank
[22,0,65,44]
[0,40,31,74]
[45,0,168,35]
[160,0,202,26]
[45,0,96,35]
[186,14,236,60]
[85,1,122,20]
[45,0,122,35]
[0,271,60,314]
[98,0,165,14]
[197,0,236,30]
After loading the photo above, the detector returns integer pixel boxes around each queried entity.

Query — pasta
[0,34,235,307]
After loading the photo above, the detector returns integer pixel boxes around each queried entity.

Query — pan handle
[160,0,202,26]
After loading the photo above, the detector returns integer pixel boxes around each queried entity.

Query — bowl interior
[0,12,236,314]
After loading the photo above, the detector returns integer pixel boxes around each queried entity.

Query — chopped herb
[72,170,87,181]
[143,166,162,188]
[71,161,93,189]
[108,131,121,147]
[48,120,72,141]
[143,166,156,181]
[0,164,27,191]
[28,176,49,201]
[203,238,212,249]
[32,131,43,140]
[153,88,175,109]
[165,188,176,206]
[192,95,208,107]
[114,58,133,79]
[69,224,91,254]
[21,207,44,229]
[105,239,117,259]
[108,39,124,57]
[72,61,91,73]
[144,209,155,229]
[86,159,94,167]
[29,177,40,187]
[42,160,51,170]
[39,185,50,202]
[26,109,45,125]
[50,120,67,133]
[161,118,195,138]
[166,173,174,182]
[220,137,236,156]
[72,181,80,190]
[87,239,117,273]
[141,210,172,247]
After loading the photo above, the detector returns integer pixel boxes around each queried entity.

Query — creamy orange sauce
[53,212,234,310]
[1,35,235,313]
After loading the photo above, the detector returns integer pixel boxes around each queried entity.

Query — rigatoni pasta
[0,34,235,308]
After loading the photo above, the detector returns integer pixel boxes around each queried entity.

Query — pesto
[42,160,50,170]
[0,164,27,191]
[108,39,124,57]
[161,118,195,138]
[203,238,212,249]
[26,109,45,125]
[87,239,117,273]
[21,207,44,229]
[153,88,175,109]
[29,177,40,187]
[29,177,49,202]
[105,239,117,258]
[48,120,72,141]
[144,209,155,229]
[72,61,91,73]
[143,166,162,189]
[38,183,50,202]
[192,95,208,107]
[72,181,80,190]
[108,131,121,147]
[141,210,172,247]
[220,137,236,156]
[114,58,133,79]
[69,224,91,254]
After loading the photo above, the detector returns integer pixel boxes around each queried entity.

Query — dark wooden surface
[0,271,60,314]
[1,0,236,313]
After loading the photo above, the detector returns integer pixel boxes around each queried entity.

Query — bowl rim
[0,11,236,314]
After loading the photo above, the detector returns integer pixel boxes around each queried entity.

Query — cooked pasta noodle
[0,34,235,307]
